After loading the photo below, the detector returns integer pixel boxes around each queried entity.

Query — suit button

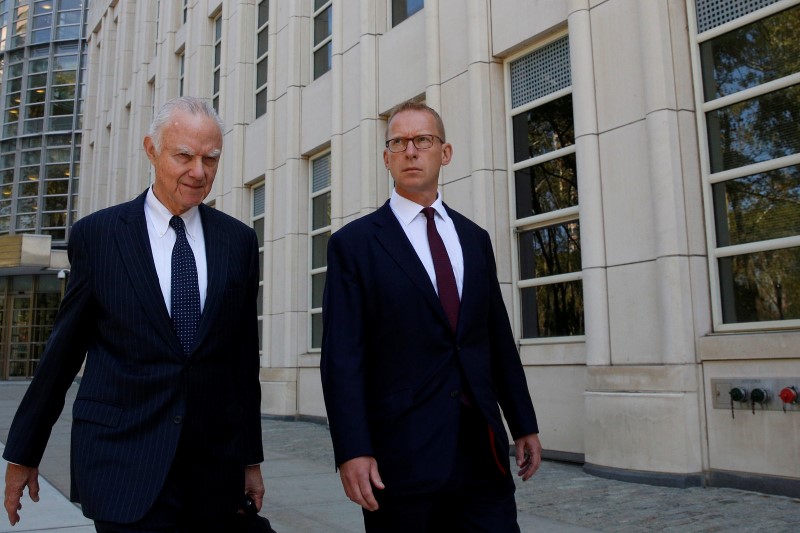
[173,416,182,424]
[450,390,459,398]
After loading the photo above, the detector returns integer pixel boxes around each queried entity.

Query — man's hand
[244,464,265,512]
[4,463,40,526]
[514,433,542,481]
[338,456,385,511]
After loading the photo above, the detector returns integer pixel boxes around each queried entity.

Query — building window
[178,52,185,96]
[255,0,269,118]
[183,0,188,25]
[693,0,800,328]
[312,0,331,79]
[508,35,583,339]
[212,14,222,111]
[392,0,423,27]
[310,153,331,349]
[251,182,266,354]
[0,5,84,242]
[0,275,62,379]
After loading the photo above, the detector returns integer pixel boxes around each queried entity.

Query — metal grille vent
[510,36,571,109]
[312,154,331,192]
[253,185,265,217]
[696,0,781,33]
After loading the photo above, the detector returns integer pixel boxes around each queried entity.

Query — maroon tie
[422,207,460,332]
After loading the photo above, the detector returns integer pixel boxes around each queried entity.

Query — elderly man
[3,96,265,532]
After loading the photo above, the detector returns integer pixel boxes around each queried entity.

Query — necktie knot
[170,215,186,235]
[422,207,436,221]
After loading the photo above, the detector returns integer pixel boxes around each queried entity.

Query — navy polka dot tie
[170,216,200,355]
[422,207,460,332]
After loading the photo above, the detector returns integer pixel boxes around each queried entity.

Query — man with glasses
[321,100,541,532]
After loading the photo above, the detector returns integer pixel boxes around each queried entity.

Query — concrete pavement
[0,380,798,532]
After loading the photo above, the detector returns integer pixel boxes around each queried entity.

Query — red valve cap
[779,387,798,404]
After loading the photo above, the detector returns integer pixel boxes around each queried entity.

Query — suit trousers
[363,405,520,533]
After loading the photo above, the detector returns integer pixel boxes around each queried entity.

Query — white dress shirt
[144,187,208,314]
[389,189,464,298]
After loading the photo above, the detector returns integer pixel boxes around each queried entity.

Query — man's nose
[188,156,205,177]
[403,141,419,156]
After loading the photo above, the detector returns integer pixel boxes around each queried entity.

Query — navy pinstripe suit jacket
[3,190,263,523]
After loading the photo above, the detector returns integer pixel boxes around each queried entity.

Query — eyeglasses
[385,135,444,153]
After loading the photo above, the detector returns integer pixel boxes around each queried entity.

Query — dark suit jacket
[3,190,263,523]
[320,200,538,495]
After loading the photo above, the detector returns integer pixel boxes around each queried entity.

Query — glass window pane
[57,11,81,25]
[29,58,48,73]
[312,192,330,230]
[253,218,264,248]
[314,0,328,12]
[18,181,39,197]
[311,312,323,349]
[311,231,330,269]
[55,25,79,39]
[518,222,581,280]
[718,247,800,323]
[257,29,268,57]
[514,154,577,219]
[393,0,423,27]
[45,179,69,194]
[32,13,51,28]
[699,5,800,101]
[256,57,268,87]
[313,6,331,45]
[713,164,800,246]
[258,0,269,26]
[28,73,47,88]
[52,70,76,84]
[512,95,574,163]
[314,43,331,78]
[706,84,800,173]
[312,272,326,308]
[520,281,584,338]
[54,55,78,70]
[256,88,267,118]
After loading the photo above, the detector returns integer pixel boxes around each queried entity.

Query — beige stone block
[491,0,569,57]
[584,390,703,473]
[525,365,586,455]
[599,122,657,266]
[607,261,661,364]
[591,0,646,133]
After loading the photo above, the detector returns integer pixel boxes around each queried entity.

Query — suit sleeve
[3,223,95,467]
[320,231,373,467]
[241,229,265,466]
[484,231,539,439]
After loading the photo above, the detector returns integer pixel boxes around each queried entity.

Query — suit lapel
[447,206,481,338]
[372,202,452,331]
[192,204,228,355]
[116,192,184,357]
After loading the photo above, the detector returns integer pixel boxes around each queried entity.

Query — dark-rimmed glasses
[385,135,444,153]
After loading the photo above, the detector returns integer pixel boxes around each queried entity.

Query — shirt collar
[389,189,449,226]
[145,186,201,241]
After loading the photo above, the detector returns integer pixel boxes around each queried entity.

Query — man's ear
[440,142,453,166]
[143,136,157,162]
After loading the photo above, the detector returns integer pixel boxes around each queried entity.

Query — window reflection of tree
[703,6,800,324]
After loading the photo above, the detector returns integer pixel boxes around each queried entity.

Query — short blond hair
[385,101,446,142]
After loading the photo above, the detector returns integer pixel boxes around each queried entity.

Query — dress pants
[363,405,520,533]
